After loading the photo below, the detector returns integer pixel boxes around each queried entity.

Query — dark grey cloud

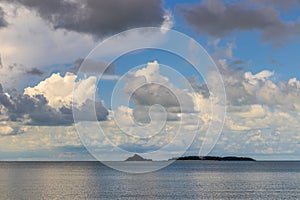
[250,0,300,11]
[70,58,115,75]
[0,7,7,28]
[1,61,45,77]
[176,0,300,44]
[130,84,181,122]
[187,76,210,98]
[0,83,108,125]
[132,105,180,123]
[230,59,245,66]
[25,67,45,76]
[9,0,165,37]
[128,83,195,122]
[71,100,109,122]
[130,83,180,107]
[0,88,71,125]
[228,59,249,70]
[217,64,258,106]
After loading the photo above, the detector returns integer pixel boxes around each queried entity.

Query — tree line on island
[125,154,256,161]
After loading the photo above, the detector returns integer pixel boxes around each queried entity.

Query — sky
[0,0,300,161]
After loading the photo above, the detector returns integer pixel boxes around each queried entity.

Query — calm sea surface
[0,161,299,199]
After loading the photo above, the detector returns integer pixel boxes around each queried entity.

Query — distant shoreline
[1,155,299,162]
[1,160,300,162]
[124,154,256,162]
[169,156,256,161]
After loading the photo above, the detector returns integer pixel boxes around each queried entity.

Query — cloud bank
[0,59,299,159]
[176,0,300,44]
[0,73,108,125]
[8,0,165,38]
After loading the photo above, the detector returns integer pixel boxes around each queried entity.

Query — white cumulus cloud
[24,72,97,109]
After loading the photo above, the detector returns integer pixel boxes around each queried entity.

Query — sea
[0,161,299,199]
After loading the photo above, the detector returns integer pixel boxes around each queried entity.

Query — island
[169,156,256,161]
[125,154,153,161]
[124,154,255,161]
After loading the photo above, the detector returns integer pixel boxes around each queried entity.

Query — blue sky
[0,0,300,161]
